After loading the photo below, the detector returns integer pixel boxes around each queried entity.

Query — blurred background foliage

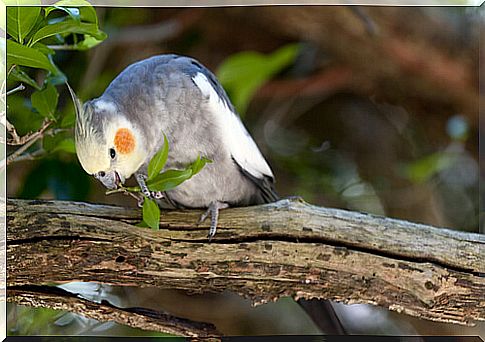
[5,4,484,337]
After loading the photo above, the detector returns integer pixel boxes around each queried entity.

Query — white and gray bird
[71,54,278,238]
[70,54,346,333]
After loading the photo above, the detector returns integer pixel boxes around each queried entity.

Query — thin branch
[5,119,21,145]
[8,149,47,163]
[7,64,16,78]
[6,120,53,165]
[6,84,26,96]
[7,119,52,146]
[4,126,73,170]
[46,45,84,51]
[8,286,220,337]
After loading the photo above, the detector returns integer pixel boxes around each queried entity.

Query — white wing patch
[192,72,274,179]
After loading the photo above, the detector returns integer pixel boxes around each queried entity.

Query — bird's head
[69,85,148,189]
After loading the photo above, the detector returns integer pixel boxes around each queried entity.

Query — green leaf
[75,35,103,50]
[42,131,74,153]
[7,6,41,43]
[42,132,62,152]
[217,44,300,114]
[135,221,149,228]
[60,109,75,128]
[31,42,54,55]
[52,138,76,153]
[31,83,59,120]
[146,169,193,192]
[8,66,42,90]
[6,94,44,136]
[29,19,107,46]
[44,6,81,22]
[7,39,57,73]
[190,155,212,175]
[48,0,98,23]
[147,134,169,181]
[142,198,160,230]
[146,155,211,192]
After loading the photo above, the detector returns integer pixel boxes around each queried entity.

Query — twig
[46,45,81,50]
[7,64,16,78]
[106,186,144,207]
[8,149,46,163]
[46,44,117,52]
[105,188,127,196]
[6,120,53,166]
[105,186,140,196]
[5,119,21,145]
[6,84,26,96]
[7,119,53,146]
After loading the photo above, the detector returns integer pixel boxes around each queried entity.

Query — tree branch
[8,285,219,337]
[6,120,53,166]
[6,84,26,96]
[6,198,484,330]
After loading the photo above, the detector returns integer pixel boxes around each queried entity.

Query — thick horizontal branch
[6,198,485,327]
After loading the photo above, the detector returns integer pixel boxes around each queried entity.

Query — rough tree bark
[6,197,484,335]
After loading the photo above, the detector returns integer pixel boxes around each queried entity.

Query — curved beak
[96,170,124,190]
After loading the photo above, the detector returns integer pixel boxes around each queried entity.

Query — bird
[71,54,278,238]
[70,54,346,334]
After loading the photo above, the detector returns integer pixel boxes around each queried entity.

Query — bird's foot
[135,173,151,198]
[135,174,164,200]
[151,191,164,199]
[198,201,229,241]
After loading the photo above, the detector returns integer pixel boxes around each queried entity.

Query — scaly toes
[151,191,164,199]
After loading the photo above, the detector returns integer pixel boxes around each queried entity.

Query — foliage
[6,0,106,154]
[217,44,300,115]
[401,152,455,184]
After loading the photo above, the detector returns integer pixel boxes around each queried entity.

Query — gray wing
[184,57,279,204]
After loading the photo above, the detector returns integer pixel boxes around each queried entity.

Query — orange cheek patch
[114,128,135,154]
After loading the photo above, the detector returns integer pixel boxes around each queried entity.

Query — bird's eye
[109,148,116,159]
[98,171,106,178]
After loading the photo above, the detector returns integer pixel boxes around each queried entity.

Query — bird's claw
[135,173,164,199]
[151,191,164,199]
[198,201,229,241]
[198,208,210,225]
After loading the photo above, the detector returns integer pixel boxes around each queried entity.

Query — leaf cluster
[6,0,107,155]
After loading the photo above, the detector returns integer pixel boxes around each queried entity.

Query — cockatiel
[71,54,278,238]
[70,54,346,334]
